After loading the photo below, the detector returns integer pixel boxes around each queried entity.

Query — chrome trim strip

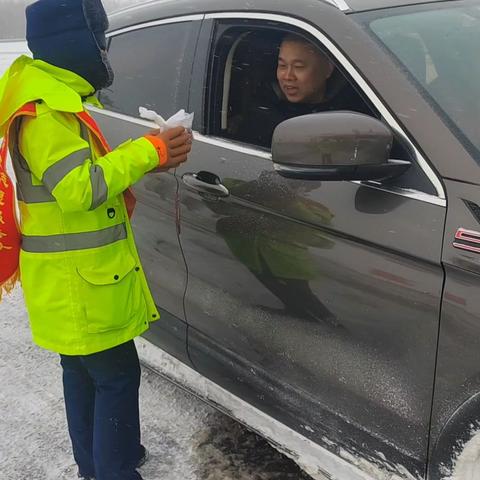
[352,180,446,206]
[22,223,127,253]
[453,242,480,254]
[136,337,410,480]
[192,135,446,205]
[204,12,445,200]
[107,14,205,37]
[453,228,480,253]
[324,0,351,11]
[87,106,270,160]
[87,106,154,128]
[193,133,273,160]
[455,227,480,243]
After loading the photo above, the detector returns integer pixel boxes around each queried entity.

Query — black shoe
[137,446,150,468]
[75,448,148,479]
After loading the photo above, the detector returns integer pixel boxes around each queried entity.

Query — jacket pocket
[76,253,143,333]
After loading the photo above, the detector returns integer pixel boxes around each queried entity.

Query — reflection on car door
[177,15,446,477]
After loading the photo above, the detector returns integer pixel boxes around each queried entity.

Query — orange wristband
[144,135,168,166]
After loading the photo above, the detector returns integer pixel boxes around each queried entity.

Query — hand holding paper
[140,107,194,170]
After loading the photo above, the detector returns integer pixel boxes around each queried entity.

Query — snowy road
[0,288,313,480]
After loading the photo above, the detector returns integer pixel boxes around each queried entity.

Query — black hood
[26,0,113,91]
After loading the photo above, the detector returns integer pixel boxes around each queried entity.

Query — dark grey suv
[89,0,480,478]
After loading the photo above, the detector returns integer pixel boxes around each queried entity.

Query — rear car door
[90,15,202,363]
[178,6,446,478]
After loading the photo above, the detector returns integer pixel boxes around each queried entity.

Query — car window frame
[208,22,379,150]
[192,12,445,207]
[99,15,204,121]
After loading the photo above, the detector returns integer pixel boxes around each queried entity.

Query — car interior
[212,27,375,149]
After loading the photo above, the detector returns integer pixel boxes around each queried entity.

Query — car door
[89,15,202,364]
[178,7,448,477]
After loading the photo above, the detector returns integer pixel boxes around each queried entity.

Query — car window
[207,24,375,150]
[100,21,199,119]
[357,4,480,162]
[200,20,437,195]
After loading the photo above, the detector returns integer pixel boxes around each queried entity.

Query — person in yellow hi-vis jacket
[0,1,192,479]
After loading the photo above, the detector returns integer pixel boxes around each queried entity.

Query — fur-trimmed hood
[25,0,113,91]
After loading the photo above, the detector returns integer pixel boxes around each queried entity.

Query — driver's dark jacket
[235,82,373,148]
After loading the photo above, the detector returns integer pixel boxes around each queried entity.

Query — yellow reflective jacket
[0,56,160,355]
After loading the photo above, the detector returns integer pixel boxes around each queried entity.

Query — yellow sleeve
[19,109,159,212]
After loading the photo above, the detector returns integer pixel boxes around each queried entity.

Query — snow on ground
[446,426,480,480]
[0,287,313,480]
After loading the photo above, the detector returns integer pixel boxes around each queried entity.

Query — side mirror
[271,111,411,181]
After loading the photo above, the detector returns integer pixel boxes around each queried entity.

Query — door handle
[181,171,230,198]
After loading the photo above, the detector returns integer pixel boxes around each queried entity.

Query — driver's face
[277,40,334,104]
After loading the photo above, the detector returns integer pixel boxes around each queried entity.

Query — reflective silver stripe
[11,116,109,207]
[80,121,94,159]
[79,118,109,210]
[89,164,108,210]
[79,122,89,140]
[13,157,55,203]
[42,148,90,191]
[10,118,55,204]
[22,223,127,253]
[16,183,55,203]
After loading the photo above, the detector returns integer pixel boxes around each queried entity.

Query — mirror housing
[271,111,411,181]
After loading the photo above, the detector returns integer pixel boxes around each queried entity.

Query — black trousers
[60,340,144,480]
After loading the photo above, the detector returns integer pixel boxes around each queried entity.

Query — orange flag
[0,135,21,300]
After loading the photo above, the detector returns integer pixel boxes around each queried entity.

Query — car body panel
[429,179,480,459]
[176,11,452,473]
[178,130,445,479]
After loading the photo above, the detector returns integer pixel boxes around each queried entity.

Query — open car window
[204,21,438,195]
[208,26,375,150]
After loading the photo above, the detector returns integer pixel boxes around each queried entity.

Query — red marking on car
[444,292,467,306]
[370,269,413,287]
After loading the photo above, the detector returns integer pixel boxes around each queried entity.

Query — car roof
[108,0,455,31]
[346,0,454,11]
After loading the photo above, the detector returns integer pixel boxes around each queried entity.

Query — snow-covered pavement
[0,288,312,480]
